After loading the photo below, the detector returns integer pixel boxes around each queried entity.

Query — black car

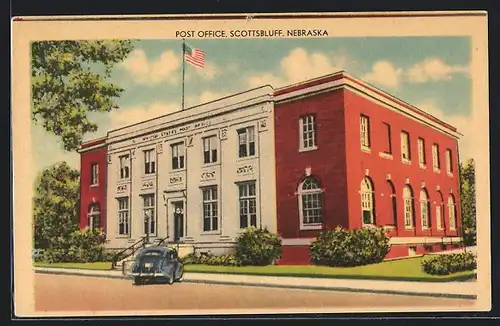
[130,246,184,285]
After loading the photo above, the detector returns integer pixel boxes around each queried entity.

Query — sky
[31,36,473,182]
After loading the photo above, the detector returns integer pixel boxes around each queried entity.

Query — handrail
[111,236,147,269]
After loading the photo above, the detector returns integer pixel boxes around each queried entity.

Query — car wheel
[133,277,142,286]
[167,272,174,285]
[176,268,184,282]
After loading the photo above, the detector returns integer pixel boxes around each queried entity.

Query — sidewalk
[34,267,477,300]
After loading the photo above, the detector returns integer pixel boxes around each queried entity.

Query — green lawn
[34,257,476,282]
[184,257,476,282]
[34,262,113,270]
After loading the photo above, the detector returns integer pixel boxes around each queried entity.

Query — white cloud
[247,48,349,88]
[121,49,181,85]
[362,61,403,89]
[185,90,232,108]
[407,58,469,83]
[108,101,180,130]
[416,100,473,161]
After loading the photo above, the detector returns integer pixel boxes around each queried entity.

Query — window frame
[299,114,318,152]
[446,149,453,175]
[87,204,101,230]
[117,197,130,237]
[238,181,258,229]
[201,186,219,233]
[202,135,218,165]
[237,126,256,159]
[432,143,441,172]
[448,195,457,231]
[171,141,186,170]
[143,149,156,175]
[142,194,156,236]
[419,189,431,230]
[403,186,414,229]
[417,138,426,168]
[361,177,375,225]
[360,115,371,151]
[119,154,130,179]
[90,163,99,186]
[298,177,324,230]
[400,131,411,163]
[383,122,392,155]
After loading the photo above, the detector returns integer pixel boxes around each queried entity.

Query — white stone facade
[104,86,277,251]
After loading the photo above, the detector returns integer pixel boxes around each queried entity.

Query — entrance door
[173,202,184,242]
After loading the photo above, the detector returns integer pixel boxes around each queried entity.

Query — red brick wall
[79,145,107,231]
[343,89,462,237]
[274,89,349,239]
[277,246,311,265]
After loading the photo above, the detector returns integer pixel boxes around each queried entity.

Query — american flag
[184,44,205,69]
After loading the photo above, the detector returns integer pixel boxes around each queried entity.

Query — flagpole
[181,39,186,111]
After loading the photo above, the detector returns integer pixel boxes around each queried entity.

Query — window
[448,195,457,230]
[119,155,130,179]
[203,136,218,164]
[238,127,256,158]
[91,163,99,185]
[383,123,392,154]
[360,115,370,149]
[420,190,430,230]
[436,191,444,230]
[171,142,185,170]
[403,186,414,228]
[432,144,440,170]
[387,181,397,226]
[144,149,156,174]
[298,177,323,228]
[418,138,426,167]
[117,198,130,236]
[202,187,218,232]
[446,149,453,174]
[401,131,411,161]
[300,115,317,150]
[361,177,375,225]
[142,194,155,235]
[239,182,257,228]
[87,204,101,230]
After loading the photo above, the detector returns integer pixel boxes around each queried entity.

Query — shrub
[421,252,477,275]
[180,253,240,266]
[235,227,282,266]
[310,226,391,267]
[40,228,107,263]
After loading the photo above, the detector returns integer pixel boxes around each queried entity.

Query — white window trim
[201,186,220,234]
[118,154,131,180]
[171,141,186,171]
[90,163,99,187]
[202,134,219,166]
[403,187,414,229]
[238,181,258,229]
[420,191,430,231]
[379,152,393,160]
[435,204,444,231]
[298,178,324,231]
[87,204,101,230]
[299,115,318,152]
[432,144,441,173]
[417,138,426,169]
[448,196,457,231]
[237,124,258,161]
[360,115,370,152]
[361,178,374,226]
[141,194,157,237]
[400,132,411,164]
[446,149,453,176]
[117,197,130,238]
[143,147,157,176]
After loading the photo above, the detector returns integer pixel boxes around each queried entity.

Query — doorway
[173,201,184,242]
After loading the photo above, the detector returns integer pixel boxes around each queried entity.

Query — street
[34,274,475,312]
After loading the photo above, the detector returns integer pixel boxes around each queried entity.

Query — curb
[34,269,477,301]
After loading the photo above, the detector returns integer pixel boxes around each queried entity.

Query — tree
[460,159,476,246]
[33,162,80,249]
[31,40,134,151]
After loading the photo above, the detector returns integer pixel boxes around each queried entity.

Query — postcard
[11,11,490,317]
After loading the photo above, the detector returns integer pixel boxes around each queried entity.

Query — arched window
[387,180,397,226]
[403,186,414,229]
[361,177,375,225]
[420,189,431,230]
[298,177,323,230]
[436,191,445,230]
[448,194,457,230]
[87,204,101,230]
